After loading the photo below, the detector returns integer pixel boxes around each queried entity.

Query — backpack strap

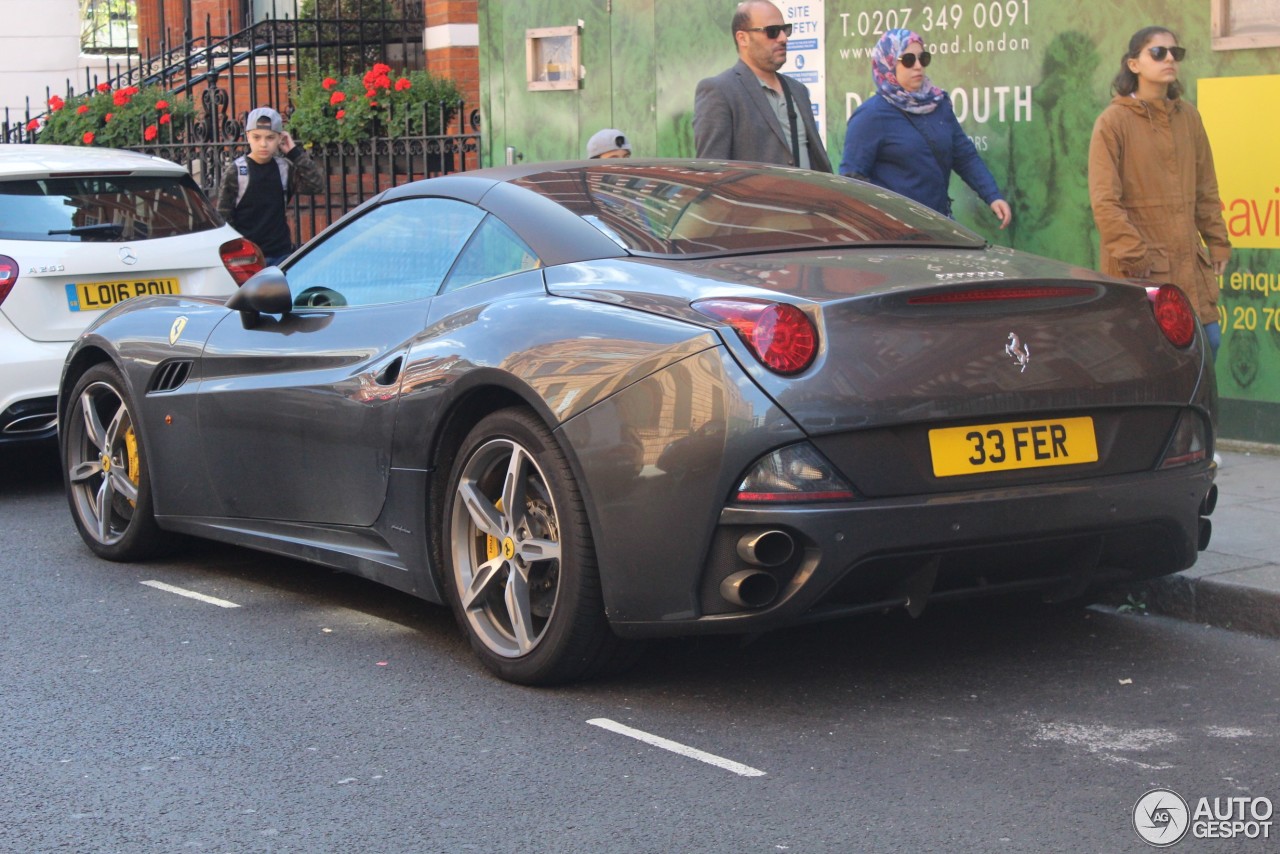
[234,155,249,206]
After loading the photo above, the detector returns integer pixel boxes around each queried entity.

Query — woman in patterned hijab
[841,28,1011,227]
[871,28,945,114]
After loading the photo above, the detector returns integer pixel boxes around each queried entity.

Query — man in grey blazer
[693,0,832,172]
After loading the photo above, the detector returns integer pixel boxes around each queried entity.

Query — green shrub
[29,83,195,147]
[287,64,461,145]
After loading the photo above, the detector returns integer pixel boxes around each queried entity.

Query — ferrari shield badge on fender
[1005,332,1030,372]
[169,316,188,346]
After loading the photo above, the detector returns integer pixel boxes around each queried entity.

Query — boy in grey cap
[586,128,632,159]
[216,106,324,266]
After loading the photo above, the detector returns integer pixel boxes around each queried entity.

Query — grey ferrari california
[59,160,1217,684]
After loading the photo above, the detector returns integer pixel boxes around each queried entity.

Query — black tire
[443,407,632,685]
[62,363,173,561]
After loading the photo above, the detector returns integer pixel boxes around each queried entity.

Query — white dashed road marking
[588,718,766,777]
[140,579,241,609]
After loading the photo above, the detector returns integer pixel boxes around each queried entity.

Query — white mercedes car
[0,145,262,444]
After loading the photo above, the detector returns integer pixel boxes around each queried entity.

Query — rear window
[512,162,985,257]
[0,173,223,242]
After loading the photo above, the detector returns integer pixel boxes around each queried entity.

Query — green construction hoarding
[479,0,1280,443]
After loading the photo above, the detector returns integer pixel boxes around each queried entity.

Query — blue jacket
[839,94,1003,216]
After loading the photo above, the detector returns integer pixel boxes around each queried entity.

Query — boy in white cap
[586,128,632,159]
[216,106,324,266]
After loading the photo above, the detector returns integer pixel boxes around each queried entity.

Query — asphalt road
[4,441,1279,853]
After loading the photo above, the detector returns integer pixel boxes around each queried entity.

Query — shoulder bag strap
[902,111,949,181]
[780,78,802,167]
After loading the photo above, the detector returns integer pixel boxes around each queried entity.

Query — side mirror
[225,266,292,329]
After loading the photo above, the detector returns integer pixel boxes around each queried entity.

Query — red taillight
[0,254,16,305]
[1146,284,1196,348]
[219,237,265,286]
[692,298,818,374]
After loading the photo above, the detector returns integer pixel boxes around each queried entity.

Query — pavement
[1101,440,1280,636]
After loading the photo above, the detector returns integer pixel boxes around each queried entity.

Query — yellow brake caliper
[123,425,141,507]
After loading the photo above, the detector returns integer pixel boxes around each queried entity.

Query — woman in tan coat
[1088,25,1231,357]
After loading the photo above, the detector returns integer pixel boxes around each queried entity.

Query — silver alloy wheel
[449,436,563,658]
[66,379,141,546]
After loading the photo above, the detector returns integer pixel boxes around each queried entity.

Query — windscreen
[512,162,985,257]
[0,173,223,242]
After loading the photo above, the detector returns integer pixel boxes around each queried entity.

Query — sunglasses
[1146,45,1186,61]
[898,51,932,68]
[743,23,793,40]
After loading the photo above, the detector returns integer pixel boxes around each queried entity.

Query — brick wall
[138,0,239,54]
[425,0,478,109]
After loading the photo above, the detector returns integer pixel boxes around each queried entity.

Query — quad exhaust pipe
[1198,517,1212,551]
[1197,484,1216,551]
[720,570,780,609]
[736,530,795,568]
[1200,484,1218,516]
[721,530,797,609]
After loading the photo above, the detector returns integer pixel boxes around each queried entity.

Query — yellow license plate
[66,278,181,312]
[928,417,1098,477]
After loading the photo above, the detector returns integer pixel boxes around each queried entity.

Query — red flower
[104,113,113,122]
[329,91,346,105]
[82,131,95,144]
[96,82,110,93]
[362,64,393,91]
[155,99,169,110]
[144,124,158,141]
[159,113,171,125]
[113,90,132,106]
[394,77,411,91]
[25,119,39,131]
[336,109,346,120]
[322,77,338,90]
[365,88,377,99]
[48,95,65,111]
[77,104,90,114]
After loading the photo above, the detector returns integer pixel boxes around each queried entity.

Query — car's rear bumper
[0,312,67,443]
[609,462,1216,637]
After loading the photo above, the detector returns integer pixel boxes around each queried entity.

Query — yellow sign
[1200,75,1280,250]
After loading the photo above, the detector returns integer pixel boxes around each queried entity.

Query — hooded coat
[1088,95,1231,322]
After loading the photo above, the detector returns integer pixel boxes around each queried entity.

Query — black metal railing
[3,1,427,142]
[1,0,482,245]
[135,105,482,244]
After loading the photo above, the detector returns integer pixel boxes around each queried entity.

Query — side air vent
[148,360,193,393]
